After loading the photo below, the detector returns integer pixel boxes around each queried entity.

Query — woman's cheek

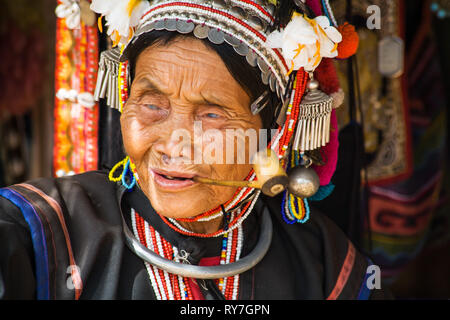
[122,115,154,161]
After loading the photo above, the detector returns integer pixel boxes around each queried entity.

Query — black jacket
[0,171,390,299]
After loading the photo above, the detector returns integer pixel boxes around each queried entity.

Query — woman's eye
[145,104,161,111]
[205,113,221,119]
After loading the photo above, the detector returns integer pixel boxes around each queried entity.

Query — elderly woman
[0,0,390,300]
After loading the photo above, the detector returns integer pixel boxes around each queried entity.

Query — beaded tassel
[108,156,128,183]
[281,150,310,224]
[121,158,137,190]
[108,156,138,190]
[118,57,129,113]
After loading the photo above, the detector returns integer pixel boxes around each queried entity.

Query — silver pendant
[99,68,108,99]
[94,48,122,110]
[94,62,105,101]
[287,165,320,198]
[113,60,119,110]
[292,77,333,152]
[106,71,112,107]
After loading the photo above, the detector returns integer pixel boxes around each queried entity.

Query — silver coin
[193,24,209,39]
[234,42,249,56]
[260,47,268,57]
[268,56,277,69]
[212,0,227,10]
[246,50,258,67]
[269,73,276,92]
[248,16,264,31]
[154,20,165,30]
[164,19,177,31]
[261,71,270,85]
[179,11,190,19]
[224,33,241,47]
[135,22,155,37]
[176,20,194,34]
[189,13,199,21]
[208,28,225,44]
[257,57,269,73]
[230,6,246,19]
[276,81,283,100]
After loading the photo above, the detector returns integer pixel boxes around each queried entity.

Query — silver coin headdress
[92,0,345,213]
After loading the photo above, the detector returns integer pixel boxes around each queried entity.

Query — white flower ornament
[56,89,96,108]
[90,0,150,46]
[267,13,342,73]
[55,0,81,30]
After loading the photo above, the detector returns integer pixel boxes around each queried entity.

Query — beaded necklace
[131,208,243,300]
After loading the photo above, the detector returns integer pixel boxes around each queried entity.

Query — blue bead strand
[281,191,296,224]
[121,158,137,190]
[298,198,310,223]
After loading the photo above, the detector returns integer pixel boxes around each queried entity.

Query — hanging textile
[53,0,99,176]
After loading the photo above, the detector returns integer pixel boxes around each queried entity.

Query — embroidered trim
[326,240,356,300]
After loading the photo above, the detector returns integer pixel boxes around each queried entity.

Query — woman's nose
[153,136,187,161]
[152,118,197,164]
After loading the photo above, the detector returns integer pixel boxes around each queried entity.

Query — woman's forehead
[135,38,226,79]
[133,38,250,106]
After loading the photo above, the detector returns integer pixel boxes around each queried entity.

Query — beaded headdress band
[121,0,289,99]
[94,0,289,109]
[93,0,343,150]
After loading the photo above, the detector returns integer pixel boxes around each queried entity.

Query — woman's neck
[177,216,224,235]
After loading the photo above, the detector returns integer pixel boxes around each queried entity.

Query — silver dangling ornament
[292,74,334,152]
[285,73,332,199]
[93,47,123,111]
[287,156,320,199]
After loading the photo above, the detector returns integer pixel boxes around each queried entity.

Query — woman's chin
[147,187,206,219]
[151,200,201,220]
[142,178,235,220]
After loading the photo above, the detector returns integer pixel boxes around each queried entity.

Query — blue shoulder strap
[0,187,50,300]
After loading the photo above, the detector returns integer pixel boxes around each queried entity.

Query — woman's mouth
[151,169,197,191]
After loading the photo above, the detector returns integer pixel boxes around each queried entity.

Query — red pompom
[314,58,340,94]
[336,22,359,59]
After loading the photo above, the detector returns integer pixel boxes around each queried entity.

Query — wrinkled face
[121,37,262,219]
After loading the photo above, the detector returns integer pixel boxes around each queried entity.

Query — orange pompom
[336,22,359,59]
